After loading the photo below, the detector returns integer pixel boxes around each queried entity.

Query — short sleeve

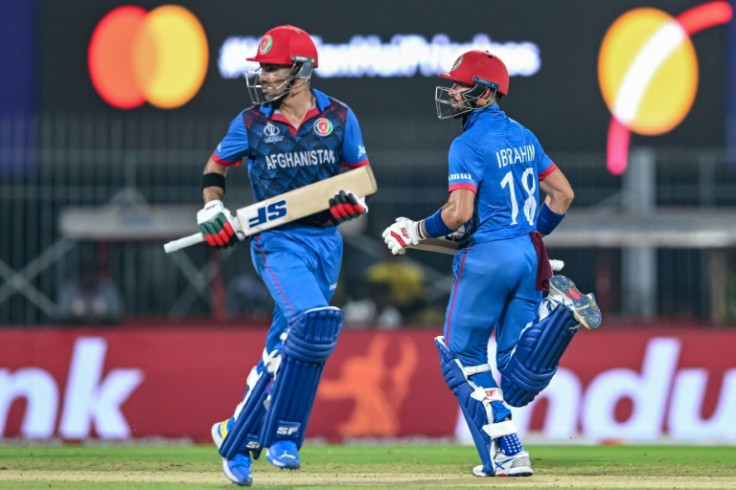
[341,108,369,168]
[447,139,481,193]
[532,134,556,179]
[212,113,250,166]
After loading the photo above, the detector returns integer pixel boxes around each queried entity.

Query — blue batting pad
[501,305,578,407]
[259,307,343,449]
[220,367,274,459]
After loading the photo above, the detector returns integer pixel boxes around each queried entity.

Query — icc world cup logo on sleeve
[598,1,732,175]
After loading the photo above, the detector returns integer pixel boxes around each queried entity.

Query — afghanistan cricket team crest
[259,35,273,55]
[313,118,333,136]
[452,55,464,71]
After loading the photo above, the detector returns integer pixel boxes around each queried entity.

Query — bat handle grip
[163,232,204,253]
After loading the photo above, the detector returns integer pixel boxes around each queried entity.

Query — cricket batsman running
[382,50,602,477]
[199,25,370,486]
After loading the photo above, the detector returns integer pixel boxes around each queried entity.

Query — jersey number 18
[500,168,537,226]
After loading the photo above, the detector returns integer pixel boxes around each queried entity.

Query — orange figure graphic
[317,334,418,437]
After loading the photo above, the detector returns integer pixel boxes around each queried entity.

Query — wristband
[536,203,565,235]
[201,172,226,192]
[424,208,454,238]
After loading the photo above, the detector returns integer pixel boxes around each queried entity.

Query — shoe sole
[500,466,534,477]
[472,465,533,477]
[549,276,602,330]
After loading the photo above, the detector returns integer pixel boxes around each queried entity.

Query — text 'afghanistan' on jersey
[211,89,368,202]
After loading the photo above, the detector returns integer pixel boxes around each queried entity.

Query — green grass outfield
[0,444,735,489]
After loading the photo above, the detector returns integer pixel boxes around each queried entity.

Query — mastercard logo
[88,5,208,110]
[598,1,732,174]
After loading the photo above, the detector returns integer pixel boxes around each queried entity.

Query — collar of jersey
[259,89,330,118]
[464,104,502,130]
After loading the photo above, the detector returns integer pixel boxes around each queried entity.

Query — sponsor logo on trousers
[0,337,143,438]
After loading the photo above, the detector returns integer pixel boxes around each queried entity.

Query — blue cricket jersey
[211,88,369,207]
[447,105,557,246]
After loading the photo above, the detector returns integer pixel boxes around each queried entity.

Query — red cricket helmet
[440,50,509,96]
[247,25,319,67]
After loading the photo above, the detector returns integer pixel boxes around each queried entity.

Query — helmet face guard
[245,58,315,105]
[436,50,508,119]
[435,82,493,119]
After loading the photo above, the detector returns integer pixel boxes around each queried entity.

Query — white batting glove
[382,217,425,255]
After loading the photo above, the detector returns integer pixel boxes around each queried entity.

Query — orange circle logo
[598,1,732,174]
[88,5,208,110]
[599,8,698,136]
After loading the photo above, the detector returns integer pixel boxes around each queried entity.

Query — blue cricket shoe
[212,419,253,486]
[266,440,301,469]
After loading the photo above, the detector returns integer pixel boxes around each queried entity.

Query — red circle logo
[88,5,208,109]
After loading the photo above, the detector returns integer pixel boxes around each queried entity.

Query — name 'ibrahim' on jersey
[210,89,369,203]
[447,105,557,246]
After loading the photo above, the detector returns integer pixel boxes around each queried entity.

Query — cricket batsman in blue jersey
[382,50,602,477]
[198,25,370,486]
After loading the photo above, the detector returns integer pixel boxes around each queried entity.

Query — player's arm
[383,139,478,255]
[202,157,228,202]
[382,188,474,255]
[197,158,240,248]
[197,114,249,248]
[330,107,370,223]
[433,188,474,233]
[537,167,574,235]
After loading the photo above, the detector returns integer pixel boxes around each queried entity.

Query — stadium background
[1,0,736,444]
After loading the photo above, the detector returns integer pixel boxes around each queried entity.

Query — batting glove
[329,190,368,223]
[382,217,425,255]
[196,200,240,249]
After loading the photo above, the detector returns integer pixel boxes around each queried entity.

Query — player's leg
[212,347,280,486]
[440,241,532,477]
[435,337,532,477]
[212,232,335,483]
[259,306,343,467]
[254,229,343,469]
[499,274,601,407]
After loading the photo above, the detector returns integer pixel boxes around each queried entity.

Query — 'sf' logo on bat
[248,199,288,228]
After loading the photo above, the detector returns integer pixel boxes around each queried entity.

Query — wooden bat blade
[235,165,377,236]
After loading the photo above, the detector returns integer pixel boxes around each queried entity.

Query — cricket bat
[410,235,565,271]
[164,165,377,253]
[409,236,461,255]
